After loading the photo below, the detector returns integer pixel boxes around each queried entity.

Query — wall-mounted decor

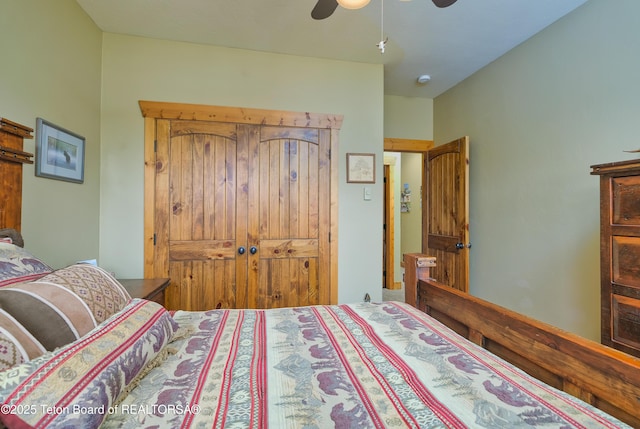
[401,182,412,212]
[346,153,375,183]
[35,118,85,183]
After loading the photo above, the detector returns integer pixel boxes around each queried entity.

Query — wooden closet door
[156,120,246,310]
[247,127,330,308]
[143,101,341,311]
[154,121,331,310]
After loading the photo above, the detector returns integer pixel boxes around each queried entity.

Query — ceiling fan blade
[432,0,457,7]
[312,0,339,20]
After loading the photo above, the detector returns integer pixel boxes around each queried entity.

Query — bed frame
[407,258,640,427]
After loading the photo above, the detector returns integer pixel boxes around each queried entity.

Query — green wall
[434,0,640,340]
[0,0,102,268]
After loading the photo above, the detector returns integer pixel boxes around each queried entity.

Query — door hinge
[153,233,157,246]
[154,140,158,152]
[329,232,331,242]
[328,149,331,159]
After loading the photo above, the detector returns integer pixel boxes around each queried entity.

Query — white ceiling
[75,0,588,98]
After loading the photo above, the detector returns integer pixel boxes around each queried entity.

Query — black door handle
[250,246,258,255]
[238,247,246,255]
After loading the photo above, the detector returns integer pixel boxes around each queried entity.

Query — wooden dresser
[592,159,640,357]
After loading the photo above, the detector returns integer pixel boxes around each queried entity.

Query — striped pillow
[0,264,132,352]
[0,299,178,429]
[0,242,52,287]
[0,309,46,370]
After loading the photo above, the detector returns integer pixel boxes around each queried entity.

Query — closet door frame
[140,100,342,305]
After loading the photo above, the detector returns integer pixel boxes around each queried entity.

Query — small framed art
[346,153,375,183]
[35,118,85,183]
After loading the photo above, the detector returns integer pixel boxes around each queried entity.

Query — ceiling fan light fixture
[337,0,371,10]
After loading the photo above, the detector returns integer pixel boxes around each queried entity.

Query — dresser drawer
[612,176,640,225]
[612,236,640,288]
[612,294,640,351]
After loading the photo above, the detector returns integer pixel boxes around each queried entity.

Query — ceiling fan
[312,0,457,20]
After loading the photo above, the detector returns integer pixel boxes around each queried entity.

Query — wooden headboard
[0,117,34,231]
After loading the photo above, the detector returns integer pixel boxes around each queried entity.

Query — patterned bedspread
[103,302,628,428]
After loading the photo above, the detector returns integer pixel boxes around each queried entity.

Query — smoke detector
[417,74,431,84]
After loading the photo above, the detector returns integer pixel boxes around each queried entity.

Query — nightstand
[118,278,170,306]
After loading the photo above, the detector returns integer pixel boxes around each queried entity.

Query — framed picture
[346,153,375,183]
[35,118,85,184]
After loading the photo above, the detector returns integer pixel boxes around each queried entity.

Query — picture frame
[35,118,85,184]
[346,153,375,183]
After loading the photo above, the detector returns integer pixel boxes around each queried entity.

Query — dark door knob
[455,242,464,250]
[238,246,246,255]
[250,246,258,255]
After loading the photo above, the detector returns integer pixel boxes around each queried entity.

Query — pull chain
[377,0,388,53]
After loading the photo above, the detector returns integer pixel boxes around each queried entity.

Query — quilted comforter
[1,300,631,428]
[108,302,626,428]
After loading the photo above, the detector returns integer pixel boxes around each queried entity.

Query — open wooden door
[423,137,469,292]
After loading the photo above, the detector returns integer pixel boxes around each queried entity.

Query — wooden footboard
[416,277,640,427]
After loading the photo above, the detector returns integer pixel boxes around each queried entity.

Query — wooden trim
[139,100,343,130]
[143,117,156,279]
[330,127,340,304]
[415,273,640,427]
[383,164,399,290]
[384,137,433,153]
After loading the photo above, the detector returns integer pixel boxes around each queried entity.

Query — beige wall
[0,0,103,268]
[434,0,640,340]
[99,34,384,303]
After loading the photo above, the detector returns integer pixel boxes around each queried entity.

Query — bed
[0,236,637,428]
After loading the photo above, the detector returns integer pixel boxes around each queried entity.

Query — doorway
[382,138,434,301]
